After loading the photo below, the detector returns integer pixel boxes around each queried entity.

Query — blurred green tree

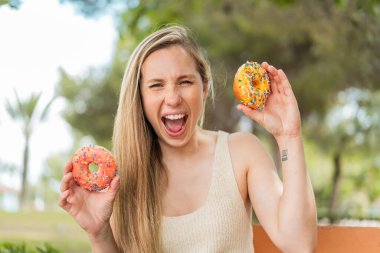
[0,160,16,174]
[59,0,380,138]
[0,0,21,9]
[59,0,128,17]
[58,65,121,148]
[5,91,55,209]
[306,88,380,218]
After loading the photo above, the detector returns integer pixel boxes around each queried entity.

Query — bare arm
[88,224,120,253]
[59,161,120,252]
[276,135,316,252]
[237,63,317,252]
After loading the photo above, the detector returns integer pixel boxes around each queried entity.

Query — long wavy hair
[112,25,214,252]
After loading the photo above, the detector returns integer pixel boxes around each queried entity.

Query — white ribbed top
[162,131,254,253]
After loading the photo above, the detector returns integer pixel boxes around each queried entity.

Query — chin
[157,118,196,148]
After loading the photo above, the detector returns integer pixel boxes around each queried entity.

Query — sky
[0,0,117,189]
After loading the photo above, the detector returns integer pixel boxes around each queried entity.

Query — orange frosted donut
[72,145,117,191]
[233,61,271,111]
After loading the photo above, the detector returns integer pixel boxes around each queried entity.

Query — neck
[159,127,204,160]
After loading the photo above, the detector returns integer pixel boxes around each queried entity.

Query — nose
[164,88,182,107]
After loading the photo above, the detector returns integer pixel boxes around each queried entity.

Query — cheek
[185,88,204,113]
[141,95,150,112]
[141,93,153,121]
[141,92,161,124]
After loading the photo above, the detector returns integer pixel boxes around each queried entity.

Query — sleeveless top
[162,131,254,252]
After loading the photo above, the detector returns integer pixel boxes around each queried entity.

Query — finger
[237,104,264,125]
[69,177,77,189]
[261,62,269,69]
[268,71,279,95]
[102,176,120,195]
[67,193,75,204]
[267,65,281,94]
[58,189,70,209]
[64,159,73,174]
[278,69,291,87]
[60,172,73,193]
[108,176,120,195]
[261,63,279,94]
[268,65,281,83]
[262,63,278,78]
[278,69,293,96]
[268,66,287,95]
[270,82,279,94]
[267,64,278,75]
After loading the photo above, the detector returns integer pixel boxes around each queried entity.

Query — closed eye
[179,80,193,85]
[149,83,163,88]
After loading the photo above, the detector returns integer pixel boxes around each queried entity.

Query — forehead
[141,45,198,81]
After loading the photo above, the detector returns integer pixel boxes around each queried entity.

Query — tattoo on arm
[281,149,288,161]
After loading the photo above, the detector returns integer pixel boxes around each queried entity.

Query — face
[140,45,207,148]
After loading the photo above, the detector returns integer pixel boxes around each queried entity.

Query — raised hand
[59,159,120,237]
[237,62,301,140]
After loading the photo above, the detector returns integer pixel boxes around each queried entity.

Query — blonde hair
[112,25,213,252]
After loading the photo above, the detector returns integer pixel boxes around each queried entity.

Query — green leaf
[40,96,56,122]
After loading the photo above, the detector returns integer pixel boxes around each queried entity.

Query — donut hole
[89,163,99,173]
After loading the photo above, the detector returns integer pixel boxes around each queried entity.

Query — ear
[203,80,209,98]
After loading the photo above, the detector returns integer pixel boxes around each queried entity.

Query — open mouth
[161,113,188,137]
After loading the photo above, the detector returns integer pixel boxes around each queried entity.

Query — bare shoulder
[229,131,261,145]
[229,131,273,172]
[229,131,266,155]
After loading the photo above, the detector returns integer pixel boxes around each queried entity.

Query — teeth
[164,114,185,120]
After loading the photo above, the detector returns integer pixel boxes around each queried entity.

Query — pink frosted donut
[72,145,117,191]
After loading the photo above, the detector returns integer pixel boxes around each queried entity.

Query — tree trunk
[19,135,30,210]
[329,152,342,215]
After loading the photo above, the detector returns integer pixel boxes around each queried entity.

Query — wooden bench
[253,225,380,253]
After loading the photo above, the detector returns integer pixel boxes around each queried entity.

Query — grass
[0,211,91,253]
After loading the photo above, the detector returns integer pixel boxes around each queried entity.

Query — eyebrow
[144,74,197,84]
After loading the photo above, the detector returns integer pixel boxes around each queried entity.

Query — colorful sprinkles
[233,61,271,111]
[72,145,117,191]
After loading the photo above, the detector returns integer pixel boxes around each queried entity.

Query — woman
[59,25,317,253]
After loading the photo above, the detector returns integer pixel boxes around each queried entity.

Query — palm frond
[25,92,42,122]
[40,95,56,122]
[5,98,18,119]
